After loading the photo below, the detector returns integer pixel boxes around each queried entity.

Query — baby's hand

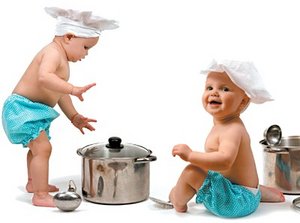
[172,144,192,161]
[71,113,97,134]
[71,83,96,101]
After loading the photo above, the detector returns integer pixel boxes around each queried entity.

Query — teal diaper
[2,94,59,147]
[196,170,261,218]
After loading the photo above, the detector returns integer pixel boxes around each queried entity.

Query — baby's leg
[169,164,206,212]
[26,150,59,193]
[260,184,285,202]
[26,178,59,193]
[27,131,55,207]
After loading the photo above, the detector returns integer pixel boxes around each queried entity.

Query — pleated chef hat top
[200,59,273,104]
[45,7,119,38]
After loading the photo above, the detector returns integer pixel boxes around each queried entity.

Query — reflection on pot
[275,154,292,191]
[261,136,300,194]
[275,150,300,191]
[81,158,150,204]
[108,162,127,198]
[77,137,157,204]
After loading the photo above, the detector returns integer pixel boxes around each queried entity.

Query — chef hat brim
[200,59,273,104]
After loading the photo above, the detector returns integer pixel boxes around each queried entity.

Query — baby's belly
[13,89,61,107]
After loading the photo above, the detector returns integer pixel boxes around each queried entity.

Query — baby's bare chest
[204,132,220,152]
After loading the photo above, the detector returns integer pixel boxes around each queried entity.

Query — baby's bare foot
[260,185,285,202]
[26,182,59,193]
[32,194,56,207]
[169,187,188,212]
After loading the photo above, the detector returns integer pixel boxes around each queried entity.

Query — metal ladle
[264,124,282,146]
[149,196,174,209]
[263,124,288,152]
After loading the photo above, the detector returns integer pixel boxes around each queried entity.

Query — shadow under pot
[76,137,157,204]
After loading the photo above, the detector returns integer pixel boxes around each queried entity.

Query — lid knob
[106,137,124,149]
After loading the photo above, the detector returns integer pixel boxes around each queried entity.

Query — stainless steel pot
[260,136,300,194]
[77,137,157,204]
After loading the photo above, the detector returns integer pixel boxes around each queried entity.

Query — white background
[1,0,300,222]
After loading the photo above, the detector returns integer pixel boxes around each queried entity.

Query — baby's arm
[172,127,242,171]
[38,47,96,101]
[70,83,96,101]
[58,94,78,119]
[58,95,97,134]
[38,48,74,94]
[71,114,97,134]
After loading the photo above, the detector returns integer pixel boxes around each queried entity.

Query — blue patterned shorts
[2,94,59,147]
[196,170,261,218]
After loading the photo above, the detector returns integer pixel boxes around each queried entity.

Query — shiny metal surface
[53,180,82,211]
[149,196,174,209]
[77,137,152,159]
[261,136,300,194]
[77,137,156,204]
[264,124,282,146]
[293,197,300,210]
[81,158,150,204]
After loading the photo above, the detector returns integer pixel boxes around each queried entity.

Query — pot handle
[135,155,157,164]
[293,197,300,210]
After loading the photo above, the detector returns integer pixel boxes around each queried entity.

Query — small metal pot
[260,136,300,194]
[77,137,157,204]
[53,180,82,211]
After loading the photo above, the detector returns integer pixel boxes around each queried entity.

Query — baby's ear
[239,95,250,113]
[64,33,75,41]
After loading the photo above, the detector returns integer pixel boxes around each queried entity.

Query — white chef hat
[45,7,119,38]
[200,59,273,104]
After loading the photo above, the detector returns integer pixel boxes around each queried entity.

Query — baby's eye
[206,86,213,91]
[222,87,230,92]
[84,46,89,50]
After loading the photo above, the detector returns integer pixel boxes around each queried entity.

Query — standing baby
[1,7,118,207]
[169,59,285,217]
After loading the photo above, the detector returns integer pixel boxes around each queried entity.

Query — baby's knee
[182,164,207,190]
[183,164,205,177]
[29,137,52,157]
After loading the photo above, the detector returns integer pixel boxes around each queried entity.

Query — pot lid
[77,137,151,159]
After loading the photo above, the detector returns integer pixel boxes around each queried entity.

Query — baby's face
[202,72,249,118]
[65,36,99,62]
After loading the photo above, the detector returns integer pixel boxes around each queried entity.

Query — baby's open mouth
[209,100,222,105]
